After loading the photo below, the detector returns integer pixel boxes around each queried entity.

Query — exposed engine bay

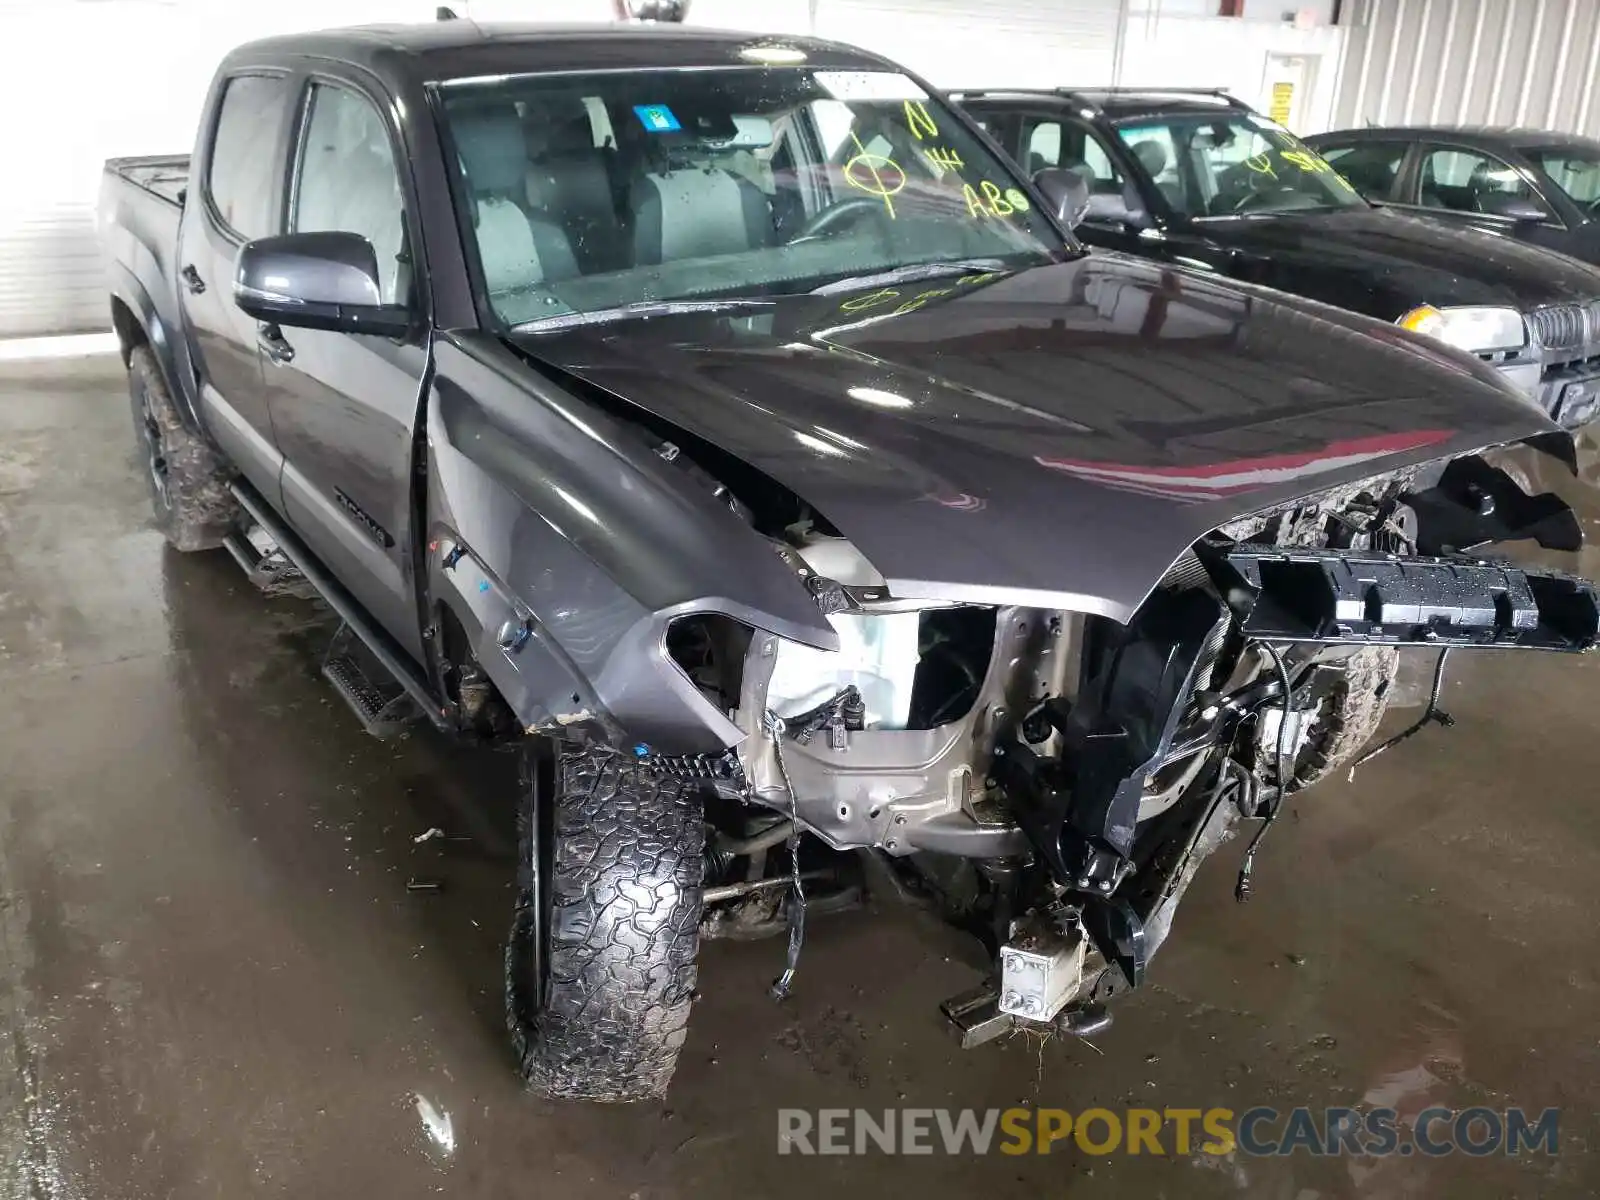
[668,449,1600,1041]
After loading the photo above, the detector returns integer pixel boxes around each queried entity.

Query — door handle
[257,322,296,365]
[180,264,207,295]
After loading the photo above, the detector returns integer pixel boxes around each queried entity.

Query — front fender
[425,334,835,754]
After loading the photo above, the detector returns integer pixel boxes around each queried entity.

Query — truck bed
[105,155,190,208]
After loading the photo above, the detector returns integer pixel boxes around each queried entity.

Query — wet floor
[3,356,1600,1198]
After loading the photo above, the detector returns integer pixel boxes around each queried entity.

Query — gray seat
[629,166,775,266]
[1130,139,1185,210]
[453,105,578,297]
[523,100,622,273]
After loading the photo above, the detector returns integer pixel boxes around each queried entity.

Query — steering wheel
[1233,185,1304,214]
[788,197,889,244]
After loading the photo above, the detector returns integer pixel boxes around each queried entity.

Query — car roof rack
[953,86,1250,118]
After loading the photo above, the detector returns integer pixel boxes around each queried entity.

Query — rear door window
[1318,140,1407,200]
[207,74,292,241]
[1419,146,1536,213]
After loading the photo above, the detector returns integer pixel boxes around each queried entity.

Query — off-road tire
[127,345,239,551]
[1292,646,1398,790]
[506,744,704,1102]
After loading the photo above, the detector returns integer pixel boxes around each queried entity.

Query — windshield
[1113,112,1364,219]
[1528,146,1600,207]
[436,66,1070,329]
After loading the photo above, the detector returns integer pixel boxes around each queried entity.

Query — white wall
[1116,10,1347,133]
[460,0,813,31]
[1127,0,1337,19]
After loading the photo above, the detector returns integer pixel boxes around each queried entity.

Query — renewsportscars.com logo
[777,1106,1561,1157]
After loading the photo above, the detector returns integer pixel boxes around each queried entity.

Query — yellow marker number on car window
[1244,152,1278,180]
[904,99,940,141]
[843,133,905,218]
[964,179,1021,219]
[1280,149,1329,174]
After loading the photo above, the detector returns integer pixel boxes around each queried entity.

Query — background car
[1305,126,1600,268]
[959,87,1600,428]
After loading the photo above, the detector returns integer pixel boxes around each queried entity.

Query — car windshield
[436,65,1071,329]
[1112,112,1365,219]
[1528,146,1600,206]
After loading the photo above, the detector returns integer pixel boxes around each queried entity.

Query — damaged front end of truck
[674,447,1599,1044]
[445,255,1600,1063]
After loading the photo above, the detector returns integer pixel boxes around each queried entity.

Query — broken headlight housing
[765,609,923,730]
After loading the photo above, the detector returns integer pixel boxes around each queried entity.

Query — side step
[222,527,318,600]
[322,622,423,739]
[228,481,451,735]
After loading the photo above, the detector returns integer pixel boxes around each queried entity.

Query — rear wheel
[126,345,239,551]
[506,743,704,1101]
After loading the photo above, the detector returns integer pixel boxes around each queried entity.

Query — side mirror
[1031,167,1092,228]
[234,231,410,337]
[1081,189,1150,229]
[1479,194,1550,224]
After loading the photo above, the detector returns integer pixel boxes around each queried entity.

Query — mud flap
[1082,896,1147,990]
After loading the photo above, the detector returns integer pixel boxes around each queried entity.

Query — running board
[1211,547,1600,651]
[221,528,318,599]
[322,622,423,739]
[228,482,451,732]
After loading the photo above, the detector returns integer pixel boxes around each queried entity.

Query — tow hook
[941,918,1112,1049]
[940,985,1115,1048]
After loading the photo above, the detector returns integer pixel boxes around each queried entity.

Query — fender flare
[108,262,203,434]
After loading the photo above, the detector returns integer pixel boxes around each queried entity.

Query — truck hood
[509,254,1559,622]
[1198,206,1600,316]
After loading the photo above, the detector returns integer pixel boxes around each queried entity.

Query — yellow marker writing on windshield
[843,132,905,218]
[904,99,939,141]
[1280,149,1329,174]
[1244,152,1278,180]
[963,180,1018,218]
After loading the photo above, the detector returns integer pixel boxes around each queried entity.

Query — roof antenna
[436,6,459,19]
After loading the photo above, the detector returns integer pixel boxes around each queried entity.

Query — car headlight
[1397,305,1527,354]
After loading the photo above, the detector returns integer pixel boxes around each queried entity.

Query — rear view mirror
[1031,167,1091,228]
[234,231,410,337]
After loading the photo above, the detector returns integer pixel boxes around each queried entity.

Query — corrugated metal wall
[1332,0,1600,134]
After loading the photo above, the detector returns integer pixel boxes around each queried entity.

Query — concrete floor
[4,357,1600,1199]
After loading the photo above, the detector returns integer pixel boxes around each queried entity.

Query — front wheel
[506,744,704,1101]
[1289,646,1398,790]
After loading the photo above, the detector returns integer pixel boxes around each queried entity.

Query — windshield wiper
[808,258,1013,296]
[511,298,774,335]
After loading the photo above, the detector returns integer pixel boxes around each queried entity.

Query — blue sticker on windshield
[633,104,681,133]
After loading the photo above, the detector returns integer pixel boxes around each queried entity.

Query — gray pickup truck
[100,20,1600,1103]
